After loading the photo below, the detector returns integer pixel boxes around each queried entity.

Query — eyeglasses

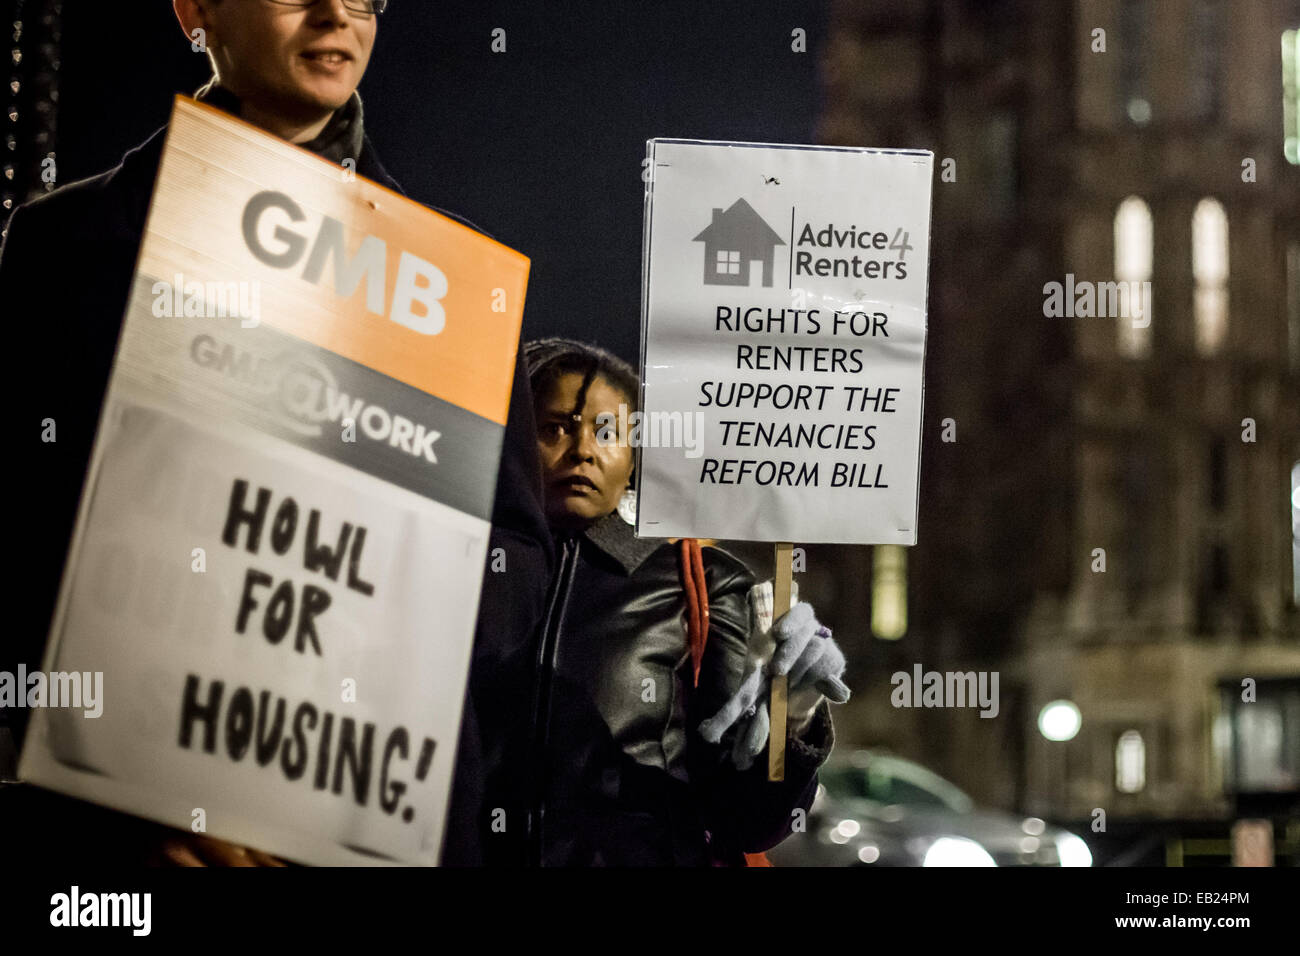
[264,0,389,15]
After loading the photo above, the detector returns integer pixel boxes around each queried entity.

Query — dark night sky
[56,0,825,362]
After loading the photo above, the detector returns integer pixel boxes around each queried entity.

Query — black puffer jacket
[477,510,834,866]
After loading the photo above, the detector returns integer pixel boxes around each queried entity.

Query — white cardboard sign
[17,98,529,866]
[636,139,933,545]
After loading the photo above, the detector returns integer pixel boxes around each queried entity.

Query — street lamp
[1038,700,1082,742]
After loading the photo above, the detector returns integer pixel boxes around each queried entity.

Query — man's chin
[294,85,355,114]
[280,70,360,114]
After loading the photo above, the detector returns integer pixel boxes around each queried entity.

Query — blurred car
[767,748,1093,866]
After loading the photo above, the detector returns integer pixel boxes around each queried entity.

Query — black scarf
[193,78,366,168]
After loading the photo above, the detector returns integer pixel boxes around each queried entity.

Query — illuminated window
[1193,198,1228,354]
[1115,196,1153,357]
[1116,730,1146,793]
[1284,30,1298,165]
[1292,462,1299,606]
[1218,679,1300,792]
[871,545,907,640]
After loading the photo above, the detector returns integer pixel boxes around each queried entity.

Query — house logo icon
[692,198,786,287]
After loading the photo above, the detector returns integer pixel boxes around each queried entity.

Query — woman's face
[535,372,635,531]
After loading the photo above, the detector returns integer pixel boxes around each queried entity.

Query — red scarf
[679,539,772,868]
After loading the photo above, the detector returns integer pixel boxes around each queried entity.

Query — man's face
[201,0,377,119]
[535,373,636,531]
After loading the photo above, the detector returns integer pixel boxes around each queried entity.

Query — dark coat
[0,116,553,866]
[479,509,833,867]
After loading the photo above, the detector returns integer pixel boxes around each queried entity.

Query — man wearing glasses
[0,0,553,866]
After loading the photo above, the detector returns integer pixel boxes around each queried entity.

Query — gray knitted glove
[771,602,851,707]
[698,587,848,770]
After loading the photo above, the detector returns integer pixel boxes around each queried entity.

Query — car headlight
[922,836,997,867]
[1054,832,1093,867]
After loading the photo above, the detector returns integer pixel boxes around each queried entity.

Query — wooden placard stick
[768,542,793,781]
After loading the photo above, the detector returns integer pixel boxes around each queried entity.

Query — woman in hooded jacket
[503,337,850,867]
